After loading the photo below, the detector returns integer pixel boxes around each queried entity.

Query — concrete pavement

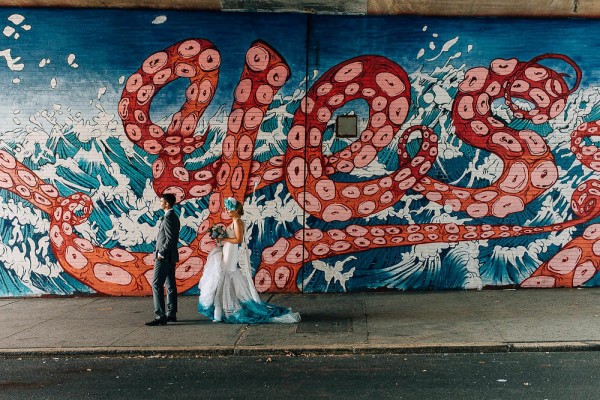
[1,288,600,356]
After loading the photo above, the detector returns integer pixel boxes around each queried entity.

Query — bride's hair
[234,201,244,216]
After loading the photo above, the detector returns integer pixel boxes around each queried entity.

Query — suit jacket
[156,209,181,263]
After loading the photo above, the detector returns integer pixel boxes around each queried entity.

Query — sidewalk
[2,288,600,357]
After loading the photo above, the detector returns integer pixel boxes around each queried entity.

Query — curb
[2,341,600,358]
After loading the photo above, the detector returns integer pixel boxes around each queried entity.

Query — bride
[197,197,301,324]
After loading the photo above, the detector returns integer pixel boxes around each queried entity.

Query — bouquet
[208,224,227,246]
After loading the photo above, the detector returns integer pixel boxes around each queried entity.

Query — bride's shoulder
[228,218,242,226]
[232,218,244,228]
[234,217,244,225]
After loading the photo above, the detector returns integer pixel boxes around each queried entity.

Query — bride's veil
[239,239,261,302]
[240,188,262,302]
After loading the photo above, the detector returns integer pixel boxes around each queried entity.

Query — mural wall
[1,10,600,296]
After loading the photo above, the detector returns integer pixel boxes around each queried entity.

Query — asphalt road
[1,352,598,399]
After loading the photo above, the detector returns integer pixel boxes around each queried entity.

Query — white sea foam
[3,26,15,37]
[304,256,356,291]
[97,87,107,100]
[0,49,24,71]
[152,15,167,25]
[426,36,459,62]
[7,14,25,25]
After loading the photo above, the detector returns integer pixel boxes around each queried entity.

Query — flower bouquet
[208,224,227,246]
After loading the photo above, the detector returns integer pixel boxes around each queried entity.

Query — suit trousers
[152,256,177,319]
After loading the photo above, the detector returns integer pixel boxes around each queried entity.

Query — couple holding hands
[146,193,300,326]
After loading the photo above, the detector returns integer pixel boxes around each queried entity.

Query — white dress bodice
[221,224,239,273]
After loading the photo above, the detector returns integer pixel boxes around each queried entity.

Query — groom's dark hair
[161,193,177,207]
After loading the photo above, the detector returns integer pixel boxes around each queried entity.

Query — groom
[146,193,180,326]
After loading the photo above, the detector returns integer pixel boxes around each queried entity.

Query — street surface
[1,352,598,399]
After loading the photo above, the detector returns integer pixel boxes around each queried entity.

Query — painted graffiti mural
[1,10,600,296]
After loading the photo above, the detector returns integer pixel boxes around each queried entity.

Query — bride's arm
[221,219,244,244]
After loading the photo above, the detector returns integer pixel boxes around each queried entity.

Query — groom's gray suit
[152,208,181,320]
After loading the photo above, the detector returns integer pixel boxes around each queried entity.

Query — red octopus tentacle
[0,40,290,296]
[47,186,200,295]
[251,56,438,291]
[525,53,581,96]
[413,55,581,219]
[0,150,60,215]
[571,122,600,171]
[522,234,597,288]
[191,41,291,253]
[256,179,600,293]
[250,55,584,205]
[522,180,600,288]
[119,38,221,202]
[246,159,284,193]
[255,54,587,293]
[284,55,437,223]
[0,152,151,295]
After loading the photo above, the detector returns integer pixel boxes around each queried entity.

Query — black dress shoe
[166,315,177,323]
[145,318,167,326]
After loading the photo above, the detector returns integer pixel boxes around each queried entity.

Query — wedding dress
[197,224,301,324]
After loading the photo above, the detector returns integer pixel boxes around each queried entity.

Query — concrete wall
[1,9,600,296]
[0,0,599,17]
